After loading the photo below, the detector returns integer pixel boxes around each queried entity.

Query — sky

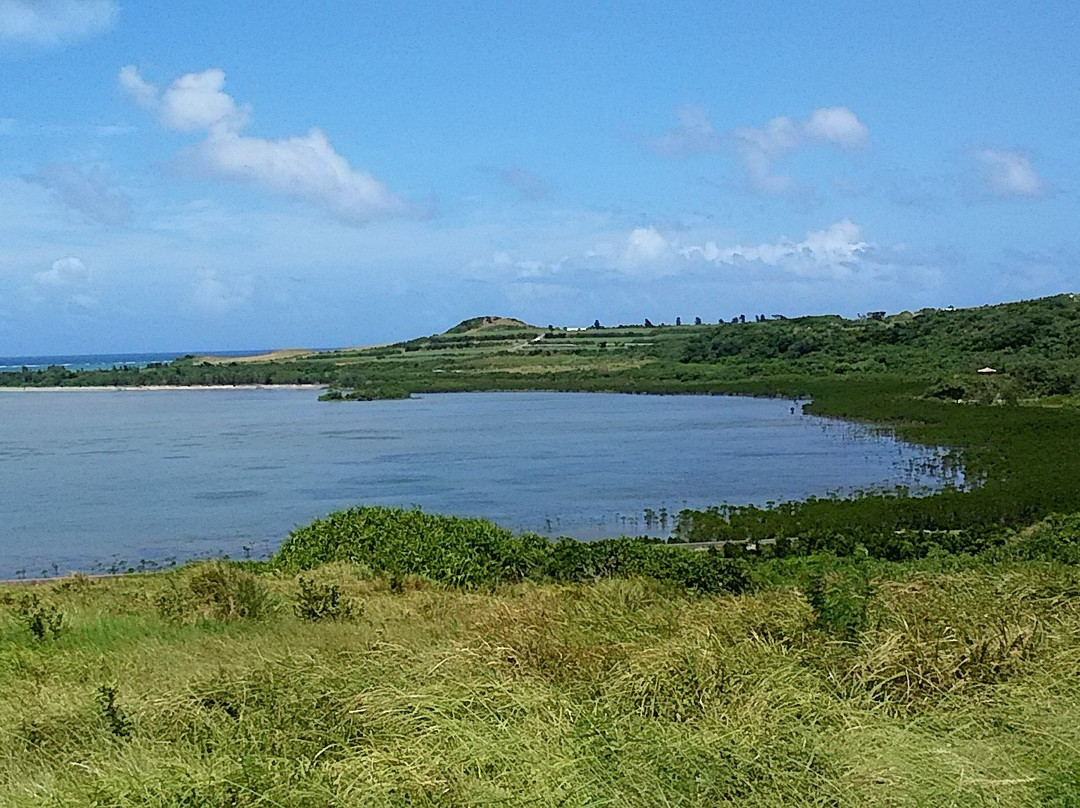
[0,1,1077,353]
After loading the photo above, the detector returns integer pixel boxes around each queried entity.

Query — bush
[15,592,64,640]
[274,507,752,595]
[95,685,132,739]
[158,562,272,623]
[294,577,358,621]
[273,507,551,588]
[803,566,875,641]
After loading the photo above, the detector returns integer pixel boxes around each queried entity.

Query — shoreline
[0,384,325,393]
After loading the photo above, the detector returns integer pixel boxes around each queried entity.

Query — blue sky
[0,1,1077,353]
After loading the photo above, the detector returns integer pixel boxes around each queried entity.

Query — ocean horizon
[0,350,271,373]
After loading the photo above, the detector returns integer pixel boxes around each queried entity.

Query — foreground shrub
[157,562,272,623]
[13,592,65,640]
[273,506,751,594]
[997,512,1080,564]
[274,506,551,587]
[803,565,875,641]
[294,577,359,621]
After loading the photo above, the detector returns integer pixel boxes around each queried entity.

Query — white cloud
[656,105,869,195]
[22,256,98,311]
[476,219,871,283]
[0,0,116,47]
[160,68,250,133]
[693,219,868,278]
[621,226,673,269]
[117,64,159,111]
[974,148,1045,198]
[119,66,413,224]
[28,163,130,225]
[804,106,870,150]
[193,129,410,222]
[34,255,89,286]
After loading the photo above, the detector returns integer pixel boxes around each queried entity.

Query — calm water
[0,390,955,577]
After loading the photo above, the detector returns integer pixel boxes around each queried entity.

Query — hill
[443,315,537,334]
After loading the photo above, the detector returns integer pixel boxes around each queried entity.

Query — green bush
[273,507,551,588]
[157,562,272,623]
[294,577,358,621]
[803,566,875,640]
[14,592,64,640]
[274,506,751,595]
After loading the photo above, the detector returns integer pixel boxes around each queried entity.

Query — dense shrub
[157,562,273,623]
[272,507,751,594]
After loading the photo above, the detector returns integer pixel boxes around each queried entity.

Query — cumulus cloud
[159,68,250,133]
[623,226,671,267]
[116,64,157,110]
[477,219,872,283]
[118,66,412,224]
[655,105,869,195]
[974,148,1045,198]
[804,107,870,149]
[25,256,98,311]
[0,0,115,46]
[27,163,130,225]
[193,129,409,222]
[687,219,869,278]
[34,256,89,286]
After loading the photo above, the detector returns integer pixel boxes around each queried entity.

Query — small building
[977,367,998,374]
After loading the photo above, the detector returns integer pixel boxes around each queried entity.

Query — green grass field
[3,547,1080,806]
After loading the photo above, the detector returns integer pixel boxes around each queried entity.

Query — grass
[2,553,1080,806]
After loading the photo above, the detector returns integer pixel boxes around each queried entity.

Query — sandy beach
[0,384,326,393]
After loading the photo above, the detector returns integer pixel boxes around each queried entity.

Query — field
[3,540,1080,806]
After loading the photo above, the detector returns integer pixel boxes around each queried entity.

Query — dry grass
[1,561,1079,806]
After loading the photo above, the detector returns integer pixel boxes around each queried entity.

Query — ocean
[0,351,267,373]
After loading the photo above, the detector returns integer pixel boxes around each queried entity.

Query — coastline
[0,384,326,393]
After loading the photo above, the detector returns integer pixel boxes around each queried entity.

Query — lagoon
[0,389,954,577]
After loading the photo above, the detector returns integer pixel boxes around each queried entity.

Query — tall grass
[1,551,1079,805]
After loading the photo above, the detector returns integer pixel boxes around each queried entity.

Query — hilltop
[444,315,537,334]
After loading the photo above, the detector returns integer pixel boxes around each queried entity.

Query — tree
[675,316,682,326]
[644,318,654,328]
[694,316,702,326]
[593,319,601,329]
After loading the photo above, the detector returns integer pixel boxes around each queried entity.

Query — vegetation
[3,511,1080,804]
[273,506,750,595]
